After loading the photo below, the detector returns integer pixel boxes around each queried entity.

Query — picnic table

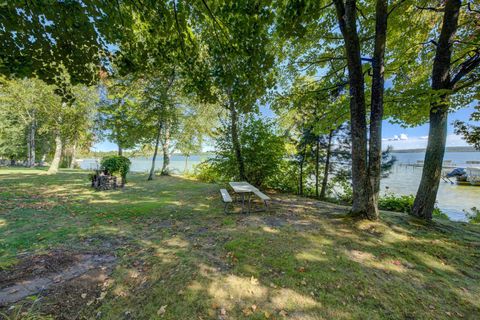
[228,181,269,213]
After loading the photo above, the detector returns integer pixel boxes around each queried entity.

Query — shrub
[378,194,414,213]
[378,193,449,219]
[205,116,286,187]
[100,155,131,186]
[464,207,480,224]
[264,159,298,193]
[193,161,224,184]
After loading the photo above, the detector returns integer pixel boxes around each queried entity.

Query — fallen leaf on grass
[242,308,252,316]
[157,305,167,316]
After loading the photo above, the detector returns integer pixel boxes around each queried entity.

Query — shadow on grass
[1,168,479,319]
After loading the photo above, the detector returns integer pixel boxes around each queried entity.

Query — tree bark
[412,0,461,220]
[229,98,246,180]
[315,136,320,198]
[30,118,36,167]
[366,0,388,220]
[299,143,307,196]
[299,157,304,196]
[69,139,77,169]
[26,113,36,167]
[160,121,171,176]
[47,131,62,174]
[118,146,123,156]
[184,155,189,173]
[320,130,334,200]
[148,122,162,181]
[333,0,368,216]
[27,129,32,167]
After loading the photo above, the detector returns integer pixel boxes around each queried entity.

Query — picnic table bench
[219,181,270,214]
[220,188,233,214]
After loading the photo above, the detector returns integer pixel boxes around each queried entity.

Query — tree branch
[450,49,480,86]
[388,0,407,16]
[415,5,444,12]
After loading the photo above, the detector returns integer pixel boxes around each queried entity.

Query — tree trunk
[118,146,123,156]
[47,132,62,174]
[184,155,189,173]
[69,139,77,169]
[333,0,368,216]
[315,136,320,198]
[148,122,162,181]
[366,0,388,220]
[160,122,171,176]
[320,130,334,200]
[30,119,36,167]
[229,99,246,181]
[412,0,461,220]
[27,129,32,167]
[299,144,307,196]
[299,157,304,196]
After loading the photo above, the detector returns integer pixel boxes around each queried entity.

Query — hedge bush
[100,155,131,186]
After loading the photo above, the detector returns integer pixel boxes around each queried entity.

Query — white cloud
[399,133,408,140]
[383,133,469,150]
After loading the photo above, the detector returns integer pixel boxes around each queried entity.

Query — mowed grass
[1,167,479,319]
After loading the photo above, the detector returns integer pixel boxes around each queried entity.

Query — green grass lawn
[1,168,479,319]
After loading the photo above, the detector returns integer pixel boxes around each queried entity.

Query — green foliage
[193,162,223,184]
[100,156,131,183]
[454,104,480,150]
[379,193,449,219]
[464,207,480,224]
[264,159,299,193]
[210,116,285,187]
[378,194,415,213]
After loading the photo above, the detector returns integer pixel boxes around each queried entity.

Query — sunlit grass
[0,168,479,319]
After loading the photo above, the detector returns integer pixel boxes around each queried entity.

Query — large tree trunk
[148,122,162,181]
[47,131,62,174]
[412,0,461,220]
[333,0,368,216]
[160,122,171,176]
[366,0,388,220]
[229,99,246,180]
[320,130,334,200]
[315,136,320,198]
[184,155,189,173]
[118,146,123,156]
[69,139,77,169]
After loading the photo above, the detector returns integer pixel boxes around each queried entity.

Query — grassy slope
[0,168,479,319]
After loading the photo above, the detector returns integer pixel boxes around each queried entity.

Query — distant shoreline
[391,146,478,153]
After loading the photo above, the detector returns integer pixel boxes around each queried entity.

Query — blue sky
[93,104,477,152]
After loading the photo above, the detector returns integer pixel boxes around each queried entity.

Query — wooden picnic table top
[229,181,258,193]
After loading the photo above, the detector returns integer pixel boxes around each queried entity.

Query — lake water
[382,151,480,221]
[78,155,209,173]
[79,151,480,221]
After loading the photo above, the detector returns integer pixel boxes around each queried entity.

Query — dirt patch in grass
[0,250,78,287]
[0,250,116,318]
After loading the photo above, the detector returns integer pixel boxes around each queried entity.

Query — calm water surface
[383,152,480,221]
[79,152,480,221]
